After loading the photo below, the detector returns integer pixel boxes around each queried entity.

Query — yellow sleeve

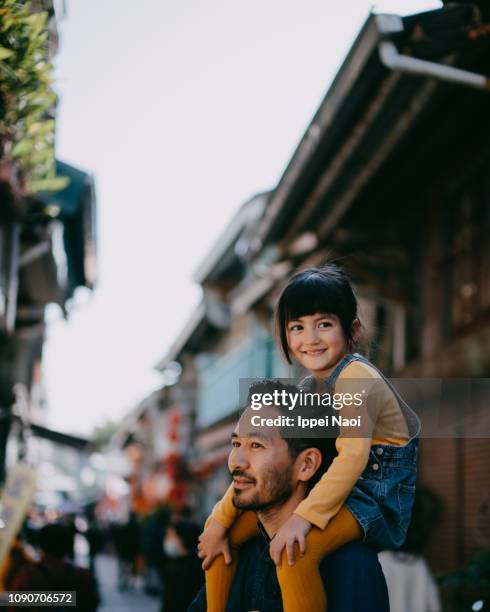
[294,362,379,530]
[294,435,371,529]
[209,483,242,529]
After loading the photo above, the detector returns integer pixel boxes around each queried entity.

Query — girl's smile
[286,313,349,378]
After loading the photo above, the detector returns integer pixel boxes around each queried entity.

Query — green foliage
[0,0,62,194]
[438,549,490,611]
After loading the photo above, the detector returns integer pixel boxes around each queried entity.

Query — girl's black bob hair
[275,264,359,364]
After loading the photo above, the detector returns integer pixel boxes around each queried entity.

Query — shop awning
[43,161,91,218]
[40,159,97,294]
[29,423,90,451]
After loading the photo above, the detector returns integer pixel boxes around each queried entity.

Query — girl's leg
[205,511,259,612]
[276,506,362,612]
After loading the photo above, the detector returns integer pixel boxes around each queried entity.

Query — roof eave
[252,12,387,252]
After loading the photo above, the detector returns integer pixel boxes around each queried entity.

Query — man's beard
[231,464,294,512]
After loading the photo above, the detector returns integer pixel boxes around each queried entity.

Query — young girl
[198,264,420,612]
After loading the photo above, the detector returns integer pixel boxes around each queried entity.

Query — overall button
[376,448,384,456]
[372,463,379,471]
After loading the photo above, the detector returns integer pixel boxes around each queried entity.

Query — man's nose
[229,447,250,472]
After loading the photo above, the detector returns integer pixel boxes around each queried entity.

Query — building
[0,1,97,482]
[106,380,196,516]
[154,1,489,599]
[154,193,295,518]
[225,4,490,577]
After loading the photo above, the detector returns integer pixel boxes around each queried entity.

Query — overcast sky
[44,0,441,436]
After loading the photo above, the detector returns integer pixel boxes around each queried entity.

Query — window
[440,167,490,335]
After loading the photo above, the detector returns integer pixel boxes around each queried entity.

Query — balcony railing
[197,333,290,428]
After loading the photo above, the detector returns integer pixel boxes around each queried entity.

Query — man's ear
[296,448,322,483]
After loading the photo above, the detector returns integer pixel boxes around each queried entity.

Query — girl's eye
[319,321,332,328]
[288,324,303,332]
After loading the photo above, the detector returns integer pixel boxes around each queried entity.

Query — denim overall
[325,353,420,551]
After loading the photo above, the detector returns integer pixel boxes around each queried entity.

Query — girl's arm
[268,435,372,565]
[209,482,242,528]
[295,362,380,530]
[269,364,385,564]
[294,435,372,529]
[197,517,232,569]
[198,484,240,569]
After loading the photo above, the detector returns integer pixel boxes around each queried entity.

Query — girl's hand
[269,514,312,566]
[197,518,232,570]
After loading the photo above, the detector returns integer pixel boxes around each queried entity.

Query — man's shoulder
[320,541,389,612]
[189,540,388,612]
[240,537,381,576]
[320,540,379,571]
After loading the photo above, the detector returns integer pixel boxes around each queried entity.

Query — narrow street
[95,555,161,612]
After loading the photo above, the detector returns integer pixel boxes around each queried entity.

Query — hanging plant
[0,0,68,195]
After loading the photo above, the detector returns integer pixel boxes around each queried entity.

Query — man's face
[228,407,295,512]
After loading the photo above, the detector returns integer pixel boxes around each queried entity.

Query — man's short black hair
[247,380,337,490]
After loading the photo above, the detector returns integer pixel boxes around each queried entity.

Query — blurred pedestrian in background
[1,538,31,591]
[60,514,77,561]
[140,506,170,596]
[84,510,106,574]
[161,521,203,612]
[112,512,140,590]
[10,523,99,612]
[379,485,443,612]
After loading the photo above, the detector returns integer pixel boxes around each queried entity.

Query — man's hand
[197,517,232,570]
[269,514,312,566]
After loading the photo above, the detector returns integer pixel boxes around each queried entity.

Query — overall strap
[325,353,358,386]
[349,353,421,440]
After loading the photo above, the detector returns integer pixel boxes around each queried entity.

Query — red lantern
[167,411,181,444]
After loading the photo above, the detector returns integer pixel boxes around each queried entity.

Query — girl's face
[286,312,351,378]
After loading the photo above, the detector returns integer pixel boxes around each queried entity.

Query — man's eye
[231,441,240,448]
[251,442,263,449]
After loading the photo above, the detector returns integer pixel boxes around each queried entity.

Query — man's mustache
[231,470,256,484]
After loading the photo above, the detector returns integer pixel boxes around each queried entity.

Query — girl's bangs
[282,276,342,321]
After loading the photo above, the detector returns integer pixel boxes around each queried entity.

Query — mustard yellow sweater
[211,360,409,531]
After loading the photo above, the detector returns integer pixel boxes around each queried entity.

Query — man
[190,381,389,611]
